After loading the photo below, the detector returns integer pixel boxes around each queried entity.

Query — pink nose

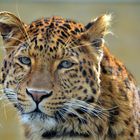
[26,88,52,103]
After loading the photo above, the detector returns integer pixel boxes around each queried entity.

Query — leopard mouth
[21,107,50,120]
[20,103,92,139]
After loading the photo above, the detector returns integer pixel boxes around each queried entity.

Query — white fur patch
[102,14,112,26]
[21,113,57,133]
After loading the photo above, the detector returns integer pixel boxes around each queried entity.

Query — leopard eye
[18,57,31,66]
[58,60,74,69]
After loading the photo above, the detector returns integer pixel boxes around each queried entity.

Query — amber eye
[58,60,74,69]
[18,57,31,66]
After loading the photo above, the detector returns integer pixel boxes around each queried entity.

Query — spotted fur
[0,11,140,140]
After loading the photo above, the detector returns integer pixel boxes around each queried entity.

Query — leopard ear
[0,11,27,52]
[81,14,111,47]
[79,14,111,62]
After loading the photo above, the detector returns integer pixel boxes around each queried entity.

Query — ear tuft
[83,14,112,42]
[99,14,112,35]
[101,14,112,27]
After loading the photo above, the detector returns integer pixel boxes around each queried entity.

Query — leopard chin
[21,112,57,139]
[21,112,56,129]
[21,111,91,140]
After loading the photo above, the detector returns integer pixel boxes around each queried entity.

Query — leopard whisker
[67,99,109,120]
[68,39,103,51]
[5,36,25,44]
[15,4,31,46]
[56,109,67,123]
[63,104,85,120]
[105,106,119,111]
[65,35,76,48]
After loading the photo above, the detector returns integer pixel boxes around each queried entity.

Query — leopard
[0,11,140,140]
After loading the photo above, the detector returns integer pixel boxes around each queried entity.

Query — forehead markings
[23,16,86,60]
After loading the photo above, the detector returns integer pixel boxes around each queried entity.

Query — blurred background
[0,0,140,84]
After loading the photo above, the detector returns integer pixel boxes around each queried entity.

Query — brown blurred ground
[0,2,140,84]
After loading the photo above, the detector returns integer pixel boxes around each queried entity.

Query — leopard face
[0,12,111,139]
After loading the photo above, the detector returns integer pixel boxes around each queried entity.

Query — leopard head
[0,11,111,139]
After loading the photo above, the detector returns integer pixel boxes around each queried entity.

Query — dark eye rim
[18,56,31,66]
[58,60,74,69]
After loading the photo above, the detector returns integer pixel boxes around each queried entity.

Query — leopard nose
[26,88,53,103]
